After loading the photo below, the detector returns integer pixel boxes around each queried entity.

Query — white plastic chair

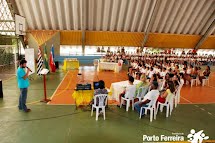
[156,93,174,118]
[174,83,183,108]
[120,85,136,111]
[191,78,197,87]
[139,92,159,122]
[136,86,148,101]
[202,77,209,86]
[160,80,166,91]
[93,59,99,66]
[91,94,108,121]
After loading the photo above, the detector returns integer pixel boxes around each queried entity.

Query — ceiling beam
[142,0,160,48]
[22,0,35,29]
[116,0,127,31]
[0,30,15,32]
[137,0,150,32]
[195,3,215,35]
[47,0,56,30]
[169,0,190,34]
[177,0,198,34]
[88,0,94,31]
[183,0,205,34]
[110,0,120,31]
[0,20,15,22]
[55,0,63,30]
[81,0,86,54]
[151,0,167,33]
[63,0,71,30]
[164,0,183,33]
[29,0,42,29]
[102,0,111,31]
[189,1,212,34]
[131,0,143,32]
[96,0,103,31]
[158,0,174,33]
[124,0,136,32]
[72,0,79,30]
[194,19,215,50]
[15,0,24,16]
[38,0,49,30]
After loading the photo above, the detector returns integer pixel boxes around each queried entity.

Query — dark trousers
[19,88,28,111]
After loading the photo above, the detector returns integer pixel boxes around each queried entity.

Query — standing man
[17,59,31,112]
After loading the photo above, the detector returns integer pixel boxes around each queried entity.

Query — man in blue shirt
[17,59,31,112]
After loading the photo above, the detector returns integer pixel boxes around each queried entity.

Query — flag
[37,47,43,75]
[49,46,56,72]
[43,44,49,70]
[51,44,55,59]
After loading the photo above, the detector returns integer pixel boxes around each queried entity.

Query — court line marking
[48,71,69,103]
[179,103,215,105]
[52,72,74,97]
[0,100,40,109]
[2,75,16,83]
[180,96,192,104]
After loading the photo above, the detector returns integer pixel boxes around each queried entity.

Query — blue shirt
[17,67,30,88]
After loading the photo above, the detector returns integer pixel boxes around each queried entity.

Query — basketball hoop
[19,30,27,35]
[15,14,26,35]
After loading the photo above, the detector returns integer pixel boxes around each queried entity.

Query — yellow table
[63,59,79,70]
[72,90,94,106]
[72,89,112,107]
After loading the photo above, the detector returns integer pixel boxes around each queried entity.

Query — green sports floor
[0,68,214,143]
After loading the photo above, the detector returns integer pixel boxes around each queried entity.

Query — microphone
[26,67,32,72]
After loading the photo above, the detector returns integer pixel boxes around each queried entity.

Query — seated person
[134,81,159,116]
[145,67,150,77]
[117,76,135,106]
[155,66,161,74]
[90,80,108,106]
[147,67,155,79]
[199,66,210,83]
[190,67,199,79]
[149,74,158,83]
[140,66,147,74]
[135,72,141,80]
[173,65,180,75]
[179,73,185,85]
[127,67,133,77]
[94,80,108,95]
[172,74,180,87]
[160,73,170,91]
[186,66,199,84]
[184,65,193,84]
[167,68,173,76]
[181,67,186,74]
[156,81,175,105]
[131,69,137,78]
[159,67,167,79]
[135,74,148,97]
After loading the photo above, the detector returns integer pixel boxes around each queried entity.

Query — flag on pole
[51,44,55,59]
[49,46,56,72]
[43,44,49,70]
[37,47,43,75]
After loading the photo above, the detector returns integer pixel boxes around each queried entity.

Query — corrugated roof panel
[14,0,215,36]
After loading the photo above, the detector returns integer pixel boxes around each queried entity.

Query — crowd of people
[102,52,215,66]
[94,52,212,117]
[102,52,211,86]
